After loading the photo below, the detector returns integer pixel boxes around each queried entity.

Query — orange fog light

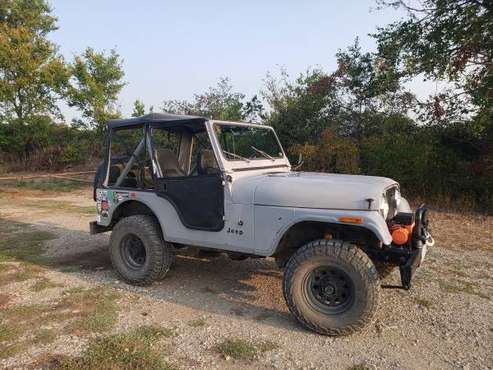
[338,217,363,225]
[391,226,410,245]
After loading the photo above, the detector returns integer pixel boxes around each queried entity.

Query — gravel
[0,188,492,369]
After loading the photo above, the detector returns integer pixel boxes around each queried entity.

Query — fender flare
[269,211,392,255]
[110,198,168,241]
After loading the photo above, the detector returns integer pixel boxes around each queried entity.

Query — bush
[0,118,100,173]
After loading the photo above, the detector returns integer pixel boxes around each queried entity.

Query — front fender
[265,208,392,255]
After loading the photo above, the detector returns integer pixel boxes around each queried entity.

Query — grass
[30,277,63,292]
[439,279,490,300]
[0,287,121,360]
[0,263,45,286]
[347,364,371,370]
[215,338,278,361]
[188,318,207,328]
[59,287,121,334]
[8,179,87,193]
[36,326,175,370]
[20,199,95,216]
[30,328,57,345]
[0,225,56,264]
[413,297,433,309]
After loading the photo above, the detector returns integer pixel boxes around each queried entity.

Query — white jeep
[91,113,434,336]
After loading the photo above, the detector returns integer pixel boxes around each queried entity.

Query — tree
[162,77,249,121]
[66,48,125,134]
[0,0,68,124]
[333,39,414,140]
[131,99,145,117]
[374,0,492,124]
[263,68,341,149]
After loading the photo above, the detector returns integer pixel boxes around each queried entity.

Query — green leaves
[65,48,126,133]
[162,77,263,122]
[374,0,492,121]
[0,0,68,124]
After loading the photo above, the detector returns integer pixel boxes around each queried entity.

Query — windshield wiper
[251,146,275,161]
[223,150,250,162]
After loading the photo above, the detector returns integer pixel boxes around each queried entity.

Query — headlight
[379,196,389,219]
[394,189,401,208]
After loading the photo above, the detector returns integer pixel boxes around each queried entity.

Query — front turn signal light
[338,217,364,225]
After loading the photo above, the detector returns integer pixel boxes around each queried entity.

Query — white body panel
[97,119,399,255]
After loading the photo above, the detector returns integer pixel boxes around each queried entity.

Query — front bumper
[371,204,434,289]
[400,204,434,289]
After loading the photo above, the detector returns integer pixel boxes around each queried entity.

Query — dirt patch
[0,188,492,369]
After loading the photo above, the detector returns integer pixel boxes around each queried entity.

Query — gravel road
[0,187,492,369]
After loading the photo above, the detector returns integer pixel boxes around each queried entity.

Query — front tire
[283,239,380,336]
[110,215,173,286]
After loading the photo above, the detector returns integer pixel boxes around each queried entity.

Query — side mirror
[293,153,304,171]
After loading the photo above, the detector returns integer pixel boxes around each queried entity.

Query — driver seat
[156,149,185,177]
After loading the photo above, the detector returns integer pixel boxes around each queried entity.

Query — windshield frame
[212,121,287,163]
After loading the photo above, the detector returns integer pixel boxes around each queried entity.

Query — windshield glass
[214,124,284,161]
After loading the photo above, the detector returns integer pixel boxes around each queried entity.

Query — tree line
[0,0,491,212]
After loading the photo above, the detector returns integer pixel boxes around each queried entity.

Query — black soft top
[107,113,207,130]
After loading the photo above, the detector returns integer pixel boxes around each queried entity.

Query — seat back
[199,149,219,175]
[156,149,185,177]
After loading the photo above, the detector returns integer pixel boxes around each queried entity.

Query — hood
[231,171,398,211]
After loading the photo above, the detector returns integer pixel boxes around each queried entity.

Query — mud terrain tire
[283,239,380,336]
[110,215,173,285]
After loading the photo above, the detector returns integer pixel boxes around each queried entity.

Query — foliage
[66,47,125,135]
[0,0,68,124]
[289,128,360,174]
[374,0,492,124]
[132,99,146,117]
[162,77,264,122]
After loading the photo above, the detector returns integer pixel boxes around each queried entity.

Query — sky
[48,0,433,121]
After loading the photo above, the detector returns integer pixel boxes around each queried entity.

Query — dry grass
[0,263,45,286]
[438,279,490,300]
[0,287,121,360]
[215,338,278,361]
[188,318,207,327]
[30,277,63,292]
[58,287,121,334]
[34,326,175,370]
[430,210,493,252]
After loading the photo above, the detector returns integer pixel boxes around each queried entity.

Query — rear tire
[283,239,380,336]
[110,215,173,286]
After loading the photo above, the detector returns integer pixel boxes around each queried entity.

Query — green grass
[0,226,56,264]
[60,288,121,334]
[9,180,87,192]
[215,338,278,361]
[0,288,121,360]
[41,326,175,370]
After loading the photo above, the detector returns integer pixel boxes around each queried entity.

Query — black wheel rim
[120,234,146,269]
[304,266,355,314]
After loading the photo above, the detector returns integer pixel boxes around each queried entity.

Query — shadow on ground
[0,217,302,333]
